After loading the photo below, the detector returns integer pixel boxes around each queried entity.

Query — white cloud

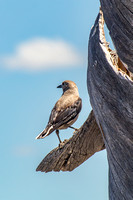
[1,38,82,71]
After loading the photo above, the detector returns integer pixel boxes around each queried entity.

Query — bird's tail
[35,125,53,139]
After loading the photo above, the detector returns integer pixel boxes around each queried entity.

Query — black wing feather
[48,97,82,130]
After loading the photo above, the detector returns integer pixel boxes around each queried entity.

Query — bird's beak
[57,84,62,88]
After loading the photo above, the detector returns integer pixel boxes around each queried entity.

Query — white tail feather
[35,126,53,139]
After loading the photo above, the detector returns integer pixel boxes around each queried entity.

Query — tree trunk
[87,7,133,200]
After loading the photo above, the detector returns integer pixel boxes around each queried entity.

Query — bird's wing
[48,97,82,129]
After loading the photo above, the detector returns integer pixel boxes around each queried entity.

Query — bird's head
[57,80,78,94]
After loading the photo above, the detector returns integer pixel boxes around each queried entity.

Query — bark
[100,0,133,73]
[36,110,105,172]
[87,8,133,200]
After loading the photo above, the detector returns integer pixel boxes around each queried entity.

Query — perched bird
[36,80,82,143]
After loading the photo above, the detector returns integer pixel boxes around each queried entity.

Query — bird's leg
[56,130,62,143]
[69,126,79,135]
[69,126,79,131]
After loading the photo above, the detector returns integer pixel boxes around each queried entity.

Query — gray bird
[36,80,82,143]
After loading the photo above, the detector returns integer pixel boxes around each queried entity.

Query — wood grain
[87,9,133,200]
[100,0,133,73]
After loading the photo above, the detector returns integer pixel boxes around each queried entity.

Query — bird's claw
[73,128,79,135]
[58,139,68,148]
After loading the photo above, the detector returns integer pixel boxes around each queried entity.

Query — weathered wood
[100,0,133,73]
[87,9,133,200]
[36,110,105,172]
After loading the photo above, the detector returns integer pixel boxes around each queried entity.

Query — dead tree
[87,5,133,200]
[36,1,133,199]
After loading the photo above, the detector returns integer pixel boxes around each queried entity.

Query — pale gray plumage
[36,80,82,143]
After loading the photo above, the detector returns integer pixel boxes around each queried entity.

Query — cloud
[1,38,82,71]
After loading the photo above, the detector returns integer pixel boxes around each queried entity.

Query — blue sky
[0,1,109,199]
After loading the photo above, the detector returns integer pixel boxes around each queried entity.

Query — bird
[35,80,82,143]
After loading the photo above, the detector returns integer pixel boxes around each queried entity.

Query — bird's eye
[62,82,65,85]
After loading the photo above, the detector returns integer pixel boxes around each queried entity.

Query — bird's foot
[72,128,79,135]
[74,128,79,131]
[73,130,79,135]
[58,139,68,148]
[58,142,64,148]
